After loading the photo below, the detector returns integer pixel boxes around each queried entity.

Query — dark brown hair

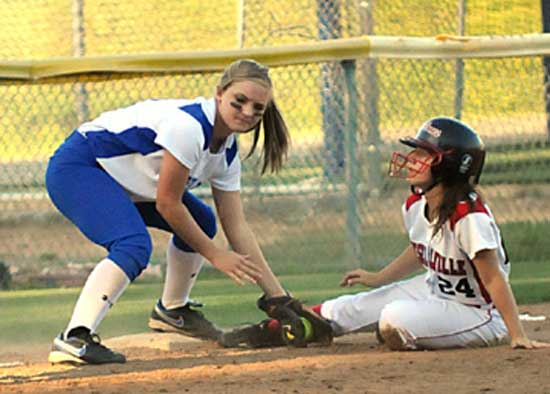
[433,183,479,236]
[218,59,290,174]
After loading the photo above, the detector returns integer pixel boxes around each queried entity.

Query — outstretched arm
[157,150,261,285]
[212,187,286,298]
[473,249,550,350]
[340,244,423,288]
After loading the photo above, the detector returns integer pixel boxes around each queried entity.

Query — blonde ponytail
[220,59,290,174]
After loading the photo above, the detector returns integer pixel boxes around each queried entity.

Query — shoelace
[81,332,109,350]
[187,300,203,308]
[162,301,209,322]
[90,333,102,344]
[186,305,205,317]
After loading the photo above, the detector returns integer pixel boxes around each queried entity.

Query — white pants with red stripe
[320,274,509,349]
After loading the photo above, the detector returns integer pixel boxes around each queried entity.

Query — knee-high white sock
[65,258,130,337]
[161,238,204,309]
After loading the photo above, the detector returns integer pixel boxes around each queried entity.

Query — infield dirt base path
[2,303,550,394]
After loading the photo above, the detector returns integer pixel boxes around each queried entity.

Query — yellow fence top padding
[2,34,550,80]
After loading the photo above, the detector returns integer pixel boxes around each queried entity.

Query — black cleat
[219,319,286,348]
[48,326,126,365]
[219,324,261,348]
[148,299,222,341]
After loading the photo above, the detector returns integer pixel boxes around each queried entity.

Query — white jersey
[76,97,240,201]
[321,192,510,349]
[403,193,509,308]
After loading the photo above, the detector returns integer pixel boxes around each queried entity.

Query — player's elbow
[156,197,179,218]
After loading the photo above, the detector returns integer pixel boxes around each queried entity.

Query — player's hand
[339,269,379,288]
[511,337,550,349]
[210,251,262,285]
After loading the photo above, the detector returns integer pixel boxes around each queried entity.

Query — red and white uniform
[320,194,510,349]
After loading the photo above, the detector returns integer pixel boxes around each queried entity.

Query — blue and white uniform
[78,97,240,200]
[320,194,510,349]
[46,97,239,280]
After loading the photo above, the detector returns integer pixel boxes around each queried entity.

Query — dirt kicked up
[2,303,550,394]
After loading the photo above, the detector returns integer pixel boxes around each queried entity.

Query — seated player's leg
[378,298,508,350]
[319,274,429,336]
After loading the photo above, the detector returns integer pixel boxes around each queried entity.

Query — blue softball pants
[45,131,217,281]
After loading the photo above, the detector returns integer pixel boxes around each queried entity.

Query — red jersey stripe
[449,196,489,231]
[405,194,422,211]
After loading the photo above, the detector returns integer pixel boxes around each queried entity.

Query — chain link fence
[1,0,549,287]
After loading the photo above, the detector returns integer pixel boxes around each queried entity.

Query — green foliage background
[0,0,546,162]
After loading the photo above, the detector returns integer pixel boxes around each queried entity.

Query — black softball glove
[256,294,333,347]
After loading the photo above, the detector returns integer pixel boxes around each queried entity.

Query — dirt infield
[2,303,550,394]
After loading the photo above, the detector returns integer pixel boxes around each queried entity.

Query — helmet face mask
[389,149,442,180]
[389,117,485,188]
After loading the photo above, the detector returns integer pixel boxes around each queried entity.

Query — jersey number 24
[437,275,476,298]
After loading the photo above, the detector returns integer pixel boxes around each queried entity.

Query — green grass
[0,272,352,345]
[480,143,550,184]
[500,222,550,263]
[1,263,549,347]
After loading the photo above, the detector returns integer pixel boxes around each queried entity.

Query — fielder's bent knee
[173,205,217,252]
[182,192,217,239]
[199,205,217,239]
[108,233,152,281]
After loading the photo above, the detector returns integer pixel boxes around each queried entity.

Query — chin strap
[410,180,439,196]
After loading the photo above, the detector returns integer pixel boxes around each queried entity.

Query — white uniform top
[76,97,240,201]
[403,193,510,309]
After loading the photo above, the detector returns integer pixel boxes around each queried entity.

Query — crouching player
[221,117,550,351]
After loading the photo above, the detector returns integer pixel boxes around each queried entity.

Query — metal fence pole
[359,0,382,195]
[318,0,345,183]
[237,0,245,48]
[72,0,89,124]
[455,0,466,119]
[343,59,361,267]
[542,0,550,140]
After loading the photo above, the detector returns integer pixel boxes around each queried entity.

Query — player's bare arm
[212,187,286,297]
[473,249,550,350]
[340,244,423,288]
[157,150,261,285]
